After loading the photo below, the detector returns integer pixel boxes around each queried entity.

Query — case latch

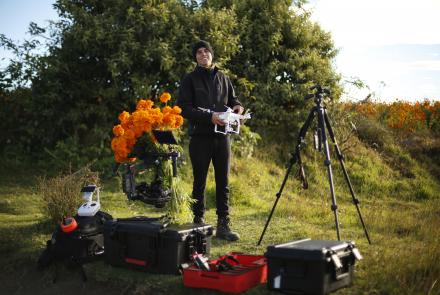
[348,243,363,260]
[329,251,343,270]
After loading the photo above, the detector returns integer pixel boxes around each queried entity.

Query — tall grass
[165,175,194,224]
[1,103,439,294]
[37,165,100,224]
[362,199,440,294]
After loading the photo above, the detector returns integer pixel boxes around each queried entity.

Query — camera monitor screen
[152,130,178,145]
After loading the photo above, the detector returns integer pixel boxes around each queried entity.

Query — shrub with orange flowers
[345,99,440,134]
[111,92,184,163]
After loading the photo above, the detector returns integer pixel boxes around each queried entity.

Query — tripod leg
[258,108,317,246]
[324,110,372,244]
[318,108,341,241]
[257,154,297,246]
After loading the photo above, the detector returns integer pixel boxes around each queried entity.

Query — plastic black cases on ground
[104,219,213,274]
[265,238,362,295]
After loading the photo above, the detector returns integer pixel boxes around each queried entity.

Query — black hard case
[104,218,213,274]
[265,238,361,295]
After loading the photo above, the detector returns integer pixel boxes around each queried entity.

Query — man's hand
[212,112,225,126]
[232,105,244,115]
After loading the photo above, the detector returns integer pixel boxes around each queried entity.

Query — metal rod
[317,106,341,240]
[258,87,372,246]
[324,110,372,244]
[257,108,317,246]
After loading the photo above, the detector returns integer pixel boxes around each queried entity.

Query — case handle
[329,250,350,281]
[335,271,349,281]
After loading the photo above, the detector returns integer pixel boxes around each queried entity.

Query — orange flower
[136,99,154,110]
[132,110,149,126]
[111,95,184,163]
[118,111,130,123]
[112,124,125,137]
[121,115,133,130]
[111,137,126,152]
[123,129,136,147]
[174,115,184,128]
[162,106,173,114]
[172,106,182,114]
[160,92,171,103]
[142,122,152,133]
[162,113,176,127]
[132,126,144,138]
[148,108,163,127]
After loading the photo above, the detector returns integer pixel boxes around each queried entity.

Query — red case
[182,252,267,294]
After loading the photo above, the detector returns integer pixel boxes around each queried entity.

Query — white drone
[77,184,101,216]
[198,107,252,135]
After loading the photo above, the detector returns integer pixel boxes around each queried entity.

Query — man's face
[196,47,212,68]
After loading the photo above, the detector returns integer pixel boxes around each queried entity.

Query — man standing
[178,40,243,241]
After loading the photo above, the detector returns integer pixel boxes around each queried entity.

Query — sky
[306,0,440,102]
[1,0,439,102]
[0,0,58,54]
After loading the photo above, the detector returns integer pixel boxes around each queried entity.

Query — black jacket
[178,66,241,136]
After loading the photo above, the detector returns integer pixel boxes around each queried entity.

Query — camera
[122,151,179,208]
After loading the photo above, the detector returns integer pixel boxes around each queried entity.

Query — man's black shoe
[216,217,240,241]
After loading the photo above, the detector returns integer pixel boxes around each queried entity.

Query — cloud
[407,60,440,71]
[305,1,440,101]
[308,0,440,47]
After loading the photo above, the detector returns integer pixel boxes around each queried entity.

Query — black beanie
[192,40,214,61]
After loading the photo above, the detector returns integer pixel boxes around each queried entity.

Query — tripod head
[305,85,331,106]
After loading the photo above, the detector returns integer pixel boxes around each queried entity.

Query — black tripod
[258,85,371,245]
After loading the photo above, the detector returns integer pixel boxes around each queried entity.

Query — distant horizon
[336,43,440,102]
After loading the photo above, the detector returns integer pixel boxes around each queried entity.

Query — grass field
[0,133,439,295]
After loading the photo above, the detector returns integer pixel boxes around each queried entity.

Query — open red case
[182,252,267,294]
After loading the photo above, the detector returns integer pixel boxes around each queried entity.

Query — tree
[0,0,239,162]
[1,0,340,163]
[205,0,341,138]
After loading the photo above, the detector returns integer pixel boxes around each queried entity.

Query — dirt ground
[0,264,126,295]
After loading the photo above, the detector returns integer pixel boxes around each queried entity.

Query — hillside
[0,103,439,294]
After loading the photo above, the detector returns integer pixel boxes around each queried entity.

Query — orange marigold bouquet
[111,92,184,163]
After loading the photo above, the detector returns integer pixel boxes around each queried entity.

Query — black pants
[189,134,230,218]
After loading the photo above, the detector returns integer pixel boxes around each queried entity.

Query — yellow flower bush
[111,93,184,163]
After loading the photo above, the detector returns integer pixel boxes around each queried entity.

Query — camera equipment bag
[183,252,268,294]
[265,238,362,295]
[37,211,113,270]
[104,217,213,274]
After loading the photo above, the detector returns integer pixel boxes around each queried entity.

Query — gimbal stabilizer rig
[121,130,180,208]
[258,85,371,245]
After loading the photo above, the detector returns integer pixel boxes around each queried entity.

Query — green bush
[355,115,394,149]
[1,0,341,165]
[231,125,261,158]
